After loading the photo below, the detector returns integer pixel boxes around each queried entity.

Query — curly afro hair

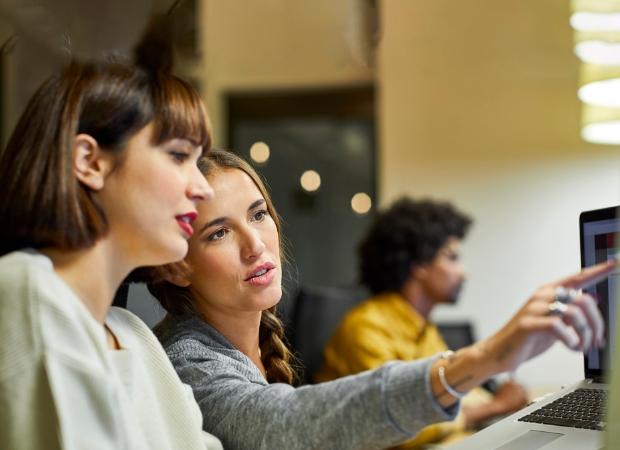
[359,197,472,294]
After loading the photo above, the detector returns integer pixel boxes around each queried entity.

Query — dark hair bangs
[151,75,211,153]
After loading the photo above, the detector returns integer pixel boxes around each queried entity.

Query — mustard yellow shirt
[316,292,490,449]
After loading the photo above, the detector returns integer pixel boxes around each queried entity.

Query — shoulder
[165,336,261,384]
[106,307,166,354]
[339,294,396,331]
[106,308,193,385]
[0,250,55,296]
[155,314,235,354]
[154,315,232,362]
[0,250,83,317]
[164,334,242,370]
[0,251,51,380]
[0,251,97,381]
[0,249,49,269]
[157,322,268,384]
[166,341,232,385]
[326,293,412,352]
[0,249,80,324]
[107,306,151,333]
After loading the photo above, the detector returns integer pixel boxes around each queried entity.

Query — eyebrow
[249,199,265,211]
[199,198,266,234]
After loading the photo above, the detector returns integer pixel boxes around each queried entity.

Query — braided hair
[148,149,296,384]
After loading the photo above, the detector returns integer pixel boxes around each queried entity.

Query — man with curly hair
[316,197,528,449]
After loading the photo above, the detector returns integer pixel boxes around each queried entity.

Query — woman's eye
[252,209,268,222]
[170,151,190,163]
[207,228,227,242]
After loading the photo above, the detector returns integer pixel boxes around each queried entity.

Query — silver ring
[548,301,569,316]
[554,287,579,304]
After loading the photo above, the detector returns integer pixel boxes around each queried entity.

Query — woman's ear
[73,134,113,191]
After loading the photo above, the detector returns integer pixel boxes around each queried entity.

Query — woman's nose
[242,229,266,261]
[188,167,214,201]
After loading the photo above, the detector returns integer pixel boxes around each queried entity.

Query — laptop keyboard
[518,388,607,431]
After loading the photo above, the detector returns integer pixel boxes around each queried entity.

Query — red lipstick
[176,212,197,238]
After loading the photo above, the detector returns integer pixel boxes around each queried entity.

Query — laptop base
[448,380,605,450]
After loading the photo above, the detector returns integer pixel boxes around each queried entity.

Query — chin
[262,286,283,310]
[154,239,189,266]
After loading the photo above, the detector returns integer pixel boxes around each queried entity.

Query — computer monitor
[580,205,620,382]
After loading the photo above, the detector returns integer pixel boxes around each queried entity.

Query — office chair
[289,284,370,384]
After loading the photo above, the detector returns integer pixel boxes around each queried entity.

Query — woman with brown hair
[0,61,222,449]
[150,149,614,450]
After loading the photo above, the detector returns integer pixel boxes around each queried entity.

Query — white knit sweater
[0,250,222,450]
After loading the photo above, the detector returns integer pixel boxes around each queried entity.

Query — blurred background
[1,0,619,391]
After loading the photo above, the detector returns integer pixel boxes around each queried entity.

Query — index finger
[551,259,618,290]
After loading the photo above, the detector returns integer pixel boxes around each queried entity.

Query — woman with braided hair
[150,149,295,385]
[149,149,615,450]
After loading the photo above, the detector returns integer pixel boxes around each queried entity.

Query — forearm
[187,359,458,450]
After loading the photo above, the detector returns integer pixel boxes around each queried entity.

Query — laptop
[449,205,619,450]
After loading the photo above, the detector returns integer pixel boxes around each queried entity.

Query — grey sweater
[154,314,459,450]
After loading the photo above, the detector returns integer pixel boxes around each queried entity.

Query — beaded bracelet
[438,350,467,400]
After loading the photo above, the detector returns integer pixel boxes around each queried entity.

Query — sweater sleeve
[167,341,459,450]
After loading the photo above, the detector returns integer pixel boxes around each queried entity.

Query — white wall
[379,0,620,389]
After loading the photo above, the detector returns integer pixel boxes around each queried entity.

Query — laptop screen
[580,206,620,381]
